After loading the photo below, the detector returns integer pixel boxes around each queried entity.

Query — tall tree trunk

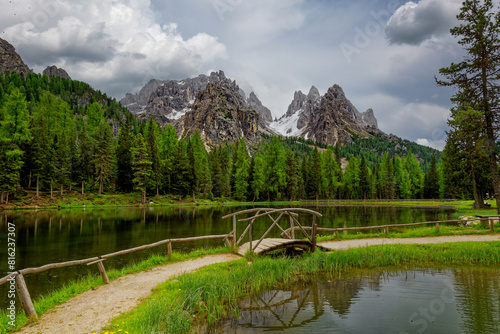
[60,184,63,197]
[5,192,8,204]
[69,182,72,192]
[482,66,500,213]
[156,186,159,201]
[28,171,32,188]
[50,183,53,199]
[81,181,84,195]
[1,191,4,204]
[192,189,195,203]
[472,172,485,208]
[484,108,500,213]
[36,176,39,198]
[99,176,103,195]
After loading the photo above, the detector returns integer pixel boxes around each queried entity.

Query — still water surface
[220,268,500,334]
[0,205,454,305]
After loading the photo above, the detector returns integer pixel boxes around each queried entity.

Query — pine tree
[159,125,178,194]
[0,87,31,202]
[381,153,395,199]
[145,120,161,199]
[343,156,360,199]
[94,121,114,194]
[436,0,500,212]
[285,151,300,201]
[190,131,212,200]
[424,156,441,199]
[233,137,250,201]
[171,140,193,200]
[308,146,323,200]
[264,137,286,200]
[359,155,370,200]
[116,120,134,192]
[131,133,152,204]
[406,151,424,199]
[251,153,266,201]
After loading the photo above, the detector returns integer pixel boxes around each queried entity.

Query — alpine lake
[1,204,499,333]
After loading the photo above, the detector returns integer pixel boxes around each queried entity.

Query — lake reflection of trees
[222,269,500,333]
[453,268,500,333]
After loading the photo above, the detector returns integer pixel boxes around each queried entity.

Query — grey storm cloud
[385,0,460,45]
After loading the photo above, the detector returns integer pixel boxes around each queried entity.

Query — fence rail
[281,218,497,238]
[0,233,231,319]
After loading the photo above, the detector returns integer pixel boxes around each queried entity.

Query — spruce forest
[0,71,482,203]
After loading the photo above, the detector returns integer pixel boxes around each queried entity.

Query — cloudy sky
[1,0,467,149]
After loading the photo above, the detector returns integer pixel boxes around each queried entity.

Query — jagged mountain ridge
[120,71,273,126]
[121,71,382,147]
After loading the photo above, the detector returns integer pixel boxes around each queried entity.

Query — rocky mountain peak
[307,86,321,100]
[43,65,71,80]
[248,91,273,124]
[0,38,33,76]
[361,108,378,129]
[182,78,261,146]
[285,90,307,118]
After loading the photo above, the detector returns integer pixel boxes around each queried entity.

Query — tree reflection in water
[220,269,500,334]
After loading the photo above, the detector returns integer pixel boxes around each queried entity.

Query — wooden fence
[281,217,497,238]
[0,233,231,320]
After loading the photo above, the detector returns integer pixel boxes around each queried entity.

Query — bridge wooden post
[290,215,295,239]
[311,216,317,252]
[232,216,237,247]
[249,221,253,253]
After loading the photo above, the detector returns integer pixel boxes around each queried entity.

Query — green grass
[106,241,500,334]
[0,246,232,334]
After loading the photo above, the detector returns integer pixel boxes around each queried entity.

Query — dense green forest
[0,71,481,203]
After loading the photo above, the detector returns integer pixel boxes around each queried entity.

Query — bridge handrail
[221,208,322,220]
[222,207,322,252]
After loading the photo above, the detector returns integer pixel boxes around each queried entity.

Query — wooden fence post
[15,273,37,320]
[232,216,237,248]
[311,216,317,252]
[290,215,295,239]
[168,241,173,259]
[97,260,110,284]
[384,227,389,235]
[435,222,440,232]
[249,223,253,253]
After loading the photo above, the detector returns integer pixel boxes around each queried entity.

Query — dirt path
[16,254,240,334]
[319,234,500,250]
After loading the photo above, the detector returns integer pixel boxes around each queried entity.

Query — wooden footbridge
[222,208,323,256]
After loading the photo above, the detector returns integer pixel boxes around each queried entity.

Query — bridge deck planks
[237,238,314,256]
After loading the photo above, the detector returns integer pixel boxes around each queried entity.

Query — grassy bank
[106,241,500,334]
[0,247,231,334]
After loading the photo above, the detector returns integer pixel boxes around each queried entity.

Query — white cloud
[386,0,461,45]
[1,0,227,97]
